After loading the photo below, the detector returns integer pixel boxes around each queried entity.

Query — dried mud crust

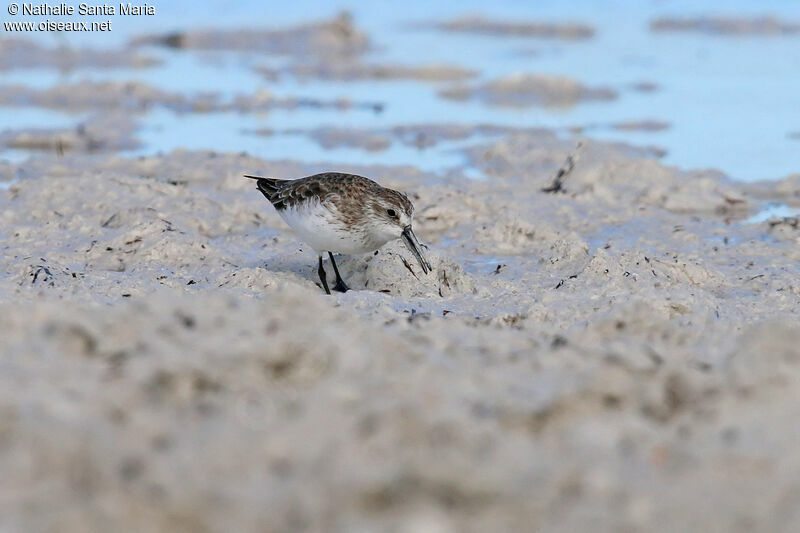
[439,73,618,108]
[258,61,477,83]
[132,12,369,59]
[0,81,383,114]
[1,132,800,532]
[432,15,595,40]
[0,37,158,71]
[650,15,800,36]
[261,123,666,154]
[0,114,140,153]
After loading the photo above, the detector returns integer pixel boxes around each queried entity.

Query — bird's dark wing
[244,175,290,208]
[245,172,381,211]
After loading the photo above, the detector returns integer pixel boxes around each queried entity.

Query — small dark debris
[551,335,568,348]
[602,394,621,408]
[119,457,145,481]
[122,293,131,297]
[542,142,583,193]
[768,217,799,230]
[400,256,419,280]
[723,195,745,205]
[187,280,196,285]
[693,361,712,373]
[177,313,196,329]
[161,32,186,48]
[407,308,431,323]
[32,265,53,284]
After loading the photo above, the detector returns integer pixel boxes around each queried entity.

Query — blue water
[745,203,800,223]
[1,0,799,181]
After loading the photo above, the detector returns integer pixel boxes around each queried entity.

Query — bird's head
[368,188,431,274]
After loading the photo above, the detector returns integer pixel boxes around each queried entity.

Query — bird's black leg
[328,252,350,293]
[318,255,331,295]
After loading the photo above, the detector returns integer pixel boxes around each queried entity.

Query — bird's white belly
[279,203,377,254]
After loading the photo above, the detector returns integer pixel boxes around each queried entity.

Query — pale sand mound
[338,240,477,298]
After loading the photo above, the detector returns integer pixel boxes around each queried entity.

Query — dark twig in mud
[555,273,579,289]
[400,256,419,280]
[542,142,583,193]
[768,217,799,230]
[32,265,53,284]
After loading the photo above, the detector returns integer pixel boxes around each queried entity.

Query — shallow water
[745,202,800,223]
[1,0,799,181]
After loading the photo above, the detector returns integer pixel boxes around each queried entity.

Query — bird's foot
[332,280,350,293]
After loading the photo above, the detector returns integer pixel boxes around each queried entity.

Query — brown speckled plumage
[253,172,413,222]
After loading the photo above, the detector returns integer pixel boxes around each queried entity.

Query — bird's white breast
[279,201,377,254]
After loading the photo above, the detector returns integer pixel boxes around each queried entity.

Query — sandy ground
[2,127,800,532]
[2,10,800,533]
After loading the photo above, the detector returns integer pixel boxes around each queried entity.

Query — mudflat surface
[3,133,800,532]
[2,5,800,533]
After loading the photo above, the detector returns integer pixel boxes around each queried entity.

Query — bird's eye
[387,209,397,218]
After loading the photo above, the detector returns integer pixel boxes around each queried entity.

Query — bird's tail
[244,174,285,201]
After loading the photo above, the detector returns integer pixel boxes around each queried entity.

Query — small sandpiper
[245,172,431,294]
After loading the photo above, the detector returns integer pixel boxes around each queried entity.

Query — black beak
[401,225,431,275]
